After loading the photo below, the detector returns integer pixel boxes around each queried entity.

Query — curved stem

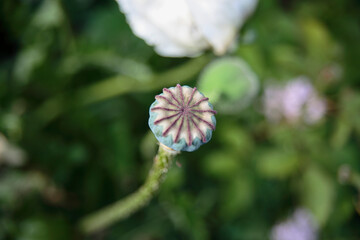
[78,144,179,235]
[33,54,212,127]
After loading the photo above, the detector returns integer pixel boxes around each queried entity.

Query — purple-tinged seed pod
[149,84,217,152]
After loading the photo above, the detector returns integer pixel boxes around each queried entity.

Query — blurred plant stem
[33,54,212,127]
[58,0,77,50]
[350,172,360,191]
[79,143,178,234]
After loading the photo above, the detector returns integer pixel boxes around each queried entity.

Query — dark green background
[1,0,360,239]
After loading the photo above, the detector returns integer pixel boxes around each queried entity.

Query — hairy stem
[79,144,178,234]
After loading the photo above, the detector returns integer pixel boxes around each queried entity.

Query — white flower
[116,0,258,57]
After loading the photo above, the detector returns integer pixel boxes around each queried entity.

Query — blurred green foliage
[1,0,360,239]
[198,57,259,114]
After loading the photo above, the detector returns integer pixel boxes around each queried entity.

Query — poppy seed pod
[149,84,217,152]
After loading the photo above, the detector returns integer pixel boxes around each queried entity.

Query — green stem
[33,54,212,127]
[79,144,178,234]
[350,171,360,191]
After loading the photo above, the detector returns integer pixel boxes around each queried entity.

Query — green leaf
[300,18,335,60]
[202,151,240,179]
[256,150,299,179]
[301,164,335,226]
[13,46,46,84]
[217,120,254,156]
[237,44,265,78]
[219,174,254,220]
[31,0,64,29]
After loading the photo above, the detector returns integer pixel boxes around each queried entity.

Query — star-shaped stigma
[150,84,217,147]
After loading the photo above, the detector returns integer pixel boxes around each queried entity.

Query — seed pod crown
[149,84,217,152]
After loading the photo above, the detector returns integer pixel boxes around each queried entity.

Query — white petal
[116,0,209,57]
[185,0,258,55]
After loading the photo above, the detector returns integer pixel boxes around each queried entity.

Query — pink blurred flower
[263,77,326,125]
[270,208,318,240]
